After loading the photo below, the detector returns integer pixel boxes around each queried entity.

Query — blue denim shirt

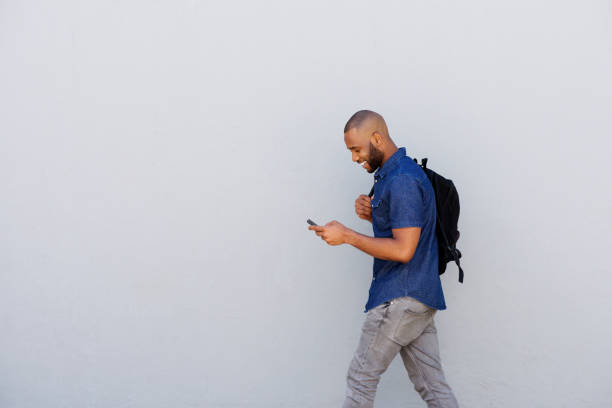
[364,147,447,313]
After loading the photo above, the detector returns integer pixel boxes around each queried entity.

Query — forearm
[344,229,411,263]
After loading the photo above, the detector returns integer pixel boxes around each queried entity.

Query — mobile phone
[306,219,318,226]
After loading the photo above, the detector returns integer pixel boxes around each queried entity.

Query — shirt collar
[374,147,406,180]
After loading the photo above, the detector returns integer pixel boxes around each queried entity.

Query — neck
[380,144,399,167]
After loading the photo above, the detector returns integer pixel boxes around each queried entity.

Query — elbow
[396,250,415,264]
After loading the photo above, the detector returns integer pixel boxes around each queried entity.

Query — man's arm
[345,226,421,263]
[309,175,425,262]
[309,221,421,264]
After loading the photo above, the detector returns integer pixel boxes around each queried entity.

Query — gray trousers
[343,296,458,408]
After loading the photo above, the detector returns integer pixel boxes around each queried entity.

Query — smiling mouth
[359,161,368,167]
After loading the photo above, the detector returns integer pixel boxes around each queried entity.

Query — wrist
[343,227,356,245]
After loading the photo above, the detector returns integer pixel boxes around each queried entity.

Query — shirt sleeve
[387,174,425,229]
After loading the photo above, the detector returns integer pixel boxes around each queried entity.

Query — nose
[352,152,359,163]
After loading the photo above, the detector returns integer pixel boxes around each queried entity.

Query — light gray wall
[1,1,611,407]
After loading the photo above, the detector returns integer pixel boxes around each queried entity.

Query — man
[308,110,459,408]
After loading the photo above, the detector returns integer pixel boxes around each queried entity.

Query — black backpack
[416,158,464,283]
[369,157,465,283]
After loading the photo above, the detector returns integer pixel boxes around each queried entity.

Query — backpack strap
[413,157,429,169]
[452,248,464,283]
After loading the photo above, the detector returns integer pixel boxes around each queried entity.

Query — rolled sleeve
[388,175,425,229]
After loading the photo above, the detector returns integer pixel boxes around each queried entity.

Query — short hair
[343,110,383,133]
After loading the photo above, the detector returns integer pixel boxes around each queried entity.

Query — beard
[366,142,385,173]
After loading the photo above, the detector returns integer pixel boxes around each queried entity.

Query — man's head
[344,110,396,173]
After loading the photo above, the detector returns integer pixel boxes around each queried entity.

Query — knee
[418,380,458,408]
[345,362,380,407]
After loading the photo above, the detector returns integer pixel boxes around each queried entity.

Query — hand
[355,194,372,222]
[308,220,349,246]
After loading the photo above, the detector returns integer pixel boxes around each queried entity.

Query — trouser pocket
[389,297,435,347]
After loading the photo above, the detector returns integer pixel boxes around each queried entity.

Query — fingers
[309,228,325,238]
[355,196,372,219]
[355,203,371,212]
[355,196,372,211]
[356,194,371,205]
[356,211,371,220]
[308,225,327,240]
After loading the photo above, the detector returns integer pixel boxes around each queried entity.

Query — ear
[371,131,383,146]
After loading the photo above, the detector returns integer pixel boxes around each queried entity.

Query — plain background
[1,1,611,407]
